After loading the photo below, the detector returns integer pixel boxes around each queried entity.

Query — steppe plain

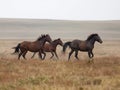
[0,19,120,90]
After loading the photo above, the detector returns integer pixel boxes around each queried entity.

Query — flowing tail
[12,43,21,54]
[63,41,71,53]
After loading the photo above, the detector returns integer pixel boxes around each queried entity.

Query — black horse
[63,33,103,61]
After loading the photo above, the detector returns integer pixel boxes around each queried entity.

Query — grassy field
[0,57,120,90]
[0,40,120,90]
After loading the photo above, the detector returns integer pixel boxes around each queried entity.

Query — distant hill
[0,18,120,40]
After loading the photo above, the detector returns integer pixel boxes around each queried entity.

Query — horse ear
[45,34,48,36]
[95,33,98,35]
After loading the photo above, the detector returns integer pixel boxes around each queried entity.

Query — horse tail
[12,43,21,53]
[63,41,71,53]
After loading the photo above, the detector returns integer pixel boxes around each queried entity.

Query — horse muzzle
[100,40,103,44]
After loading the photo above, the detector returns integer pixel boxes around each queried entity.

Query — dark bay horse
[31,38,63,59]
[63,34,103,61]
[13,34,52,60]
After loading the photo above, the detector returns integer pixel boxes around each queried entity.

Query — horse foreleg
[91,51,94,58]
[68,50,74,61]
[90,51,94,63]
[88,51,93,58]
[75,50,79,60]
[38,51,42,60]
[54,51,59,59]
[88,51,94,63]
[50,52,54,59]
[31,52,36,59]
[42,51,46,60]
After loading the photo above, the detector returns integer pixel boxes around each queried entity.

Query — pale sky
[0,0,120,20]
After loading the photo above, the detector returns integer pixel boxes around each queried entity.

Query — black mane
[36,34,46,41]
[86,33,98,41]
[53,38,60,43]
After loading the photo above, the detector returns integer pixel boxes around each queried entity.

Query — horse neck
[87,38,96,46]
[51,41,58,48]
[38,38,47,46]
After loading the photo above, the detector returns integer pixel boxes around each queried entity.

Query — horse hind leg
[18,48,26,60]
[22,51,27,60]
[68,49,74,61]
[75,50,79,60]
[18,52,23,60]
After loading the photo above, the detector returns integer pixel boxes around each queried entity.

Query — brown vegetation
[0,56,120,90]
[0,40,120,90]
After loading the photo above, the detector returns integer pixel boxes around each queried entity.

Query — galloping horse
[31,38,63,59]
[13,34,52,60]
[63,33,103,61]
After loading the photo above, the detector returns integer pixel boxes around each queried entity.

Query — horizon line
[0,17,120,22]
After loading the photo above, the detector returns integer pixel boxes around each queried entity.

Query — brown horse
[63,33,103,61]
[31,38,63,59]
[13,34,52,60]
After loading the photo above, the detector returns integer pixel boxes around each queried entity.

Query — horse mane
[86,33,98,41]
[52,39,56,42]
[53,38,60,42]
[36,34,46,41]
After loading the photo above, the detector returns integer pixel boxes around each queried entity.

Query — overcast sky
[0,0,120,20]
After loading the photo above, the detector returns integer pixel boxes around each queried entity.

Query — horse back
[71,40,87,51]
[20,41,31,47]
[71,40,82,48]
[20,41,41,52]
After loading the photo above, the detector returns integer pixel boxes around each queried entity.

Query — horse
[63,33,103,61]
[13,34,52,60]
[31,38,63,59]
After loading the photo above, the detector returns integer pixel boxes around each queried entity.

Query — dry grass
[0,40,120,90]
[0,57,120,90]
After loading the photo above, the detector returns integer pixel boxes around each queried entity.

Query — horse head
[45,34,52,43]
[94,34,103,44]
[87,33,103,44]
[57,38,63,46]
